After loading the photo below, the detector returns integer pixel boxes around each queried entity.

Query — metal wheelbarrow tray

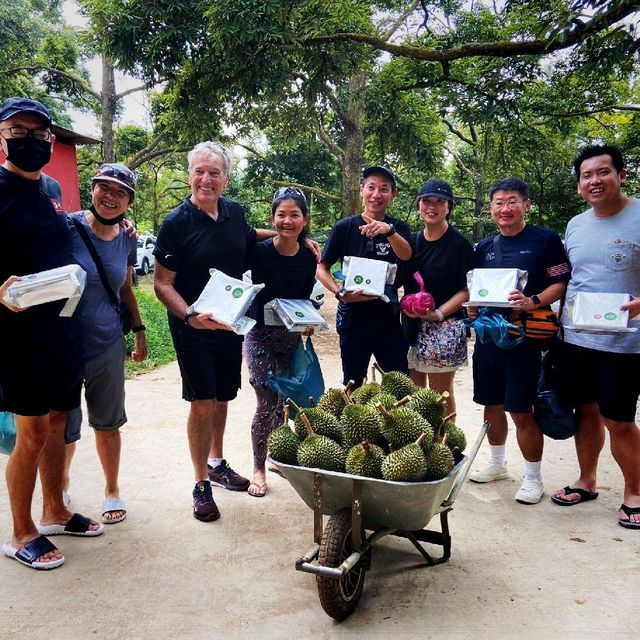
[268,421,488,621]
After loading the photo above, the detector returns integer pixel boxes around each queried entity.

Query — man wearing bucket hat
[467,177,570,505]
[0,97,100,571]
[62,162,147,526]
[317,166,412,387]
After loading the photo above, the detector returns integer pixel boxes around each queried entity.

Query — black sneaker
[207,460,250,491]
[192,480,220,522]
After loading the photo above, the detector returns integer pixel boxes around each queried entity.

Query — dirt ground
[1,295,638,639]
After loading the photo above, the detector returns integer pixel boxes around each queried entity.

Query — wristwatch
[530,295,541,306]
[384,223,396,237]
[334,288,346,301]
[184,307,196,326]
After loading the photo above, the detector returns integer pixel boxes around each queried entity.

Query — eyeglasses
[491,198,524,210]
[0,126,51,141]
[272,186,307,204]
[94,164,136,190]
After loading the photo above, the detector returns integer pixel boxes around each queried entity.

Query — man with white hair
[154,142,274,521]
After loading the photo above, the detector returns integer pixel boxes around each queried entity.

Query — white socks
[489,445,507,466]
[208,457,223,469]
[524,460,542,481]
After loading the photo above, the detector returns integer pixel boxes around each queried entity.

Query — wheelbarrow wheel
[317,508,367,621]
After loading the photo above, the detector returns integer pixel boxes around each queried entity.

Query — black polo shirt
[154,195,257,347]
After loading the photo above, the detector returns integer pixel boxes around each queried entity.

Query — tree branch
[316,126,345,163]
[273,180,341,202]
[304,1,639,62]
[128,145,190,170]
[381,0,421,41]
[441,118,475,146]
[9,65,101,100]
[541,105,640,117]
[127,132,166,168]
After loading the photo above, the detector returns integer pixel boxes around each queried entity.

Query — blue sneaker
[192,480,220,521]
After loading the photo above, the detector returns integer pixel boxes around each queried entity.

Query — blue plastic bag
[267,337,325,415]
[0,412,16,456]
[465,307,524,349]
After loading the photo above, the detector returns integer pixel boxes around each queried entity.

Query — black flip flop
[619,504,640,529]
[551,486,599,506]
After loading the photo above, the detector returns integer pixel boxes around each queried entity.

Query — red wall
[0,140,81,212]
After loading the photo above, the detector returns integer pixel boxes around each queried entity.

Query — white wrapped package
[189,269,265,335]
[268,299,329,332]
[570,292,634,332]
[466,268,528,307]
[343,256,397,302]
[3,264,87,317]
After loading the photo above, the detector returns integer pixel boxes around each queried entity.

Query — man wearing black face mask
[0,98,100,571]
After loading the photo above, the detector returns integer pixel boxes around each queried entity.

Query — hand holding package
[3,264,86,316]
[265,298,329,332]
[189,269,265,335]
[343,256,397,302]
[466,268,528,307]
[569,292,635,332]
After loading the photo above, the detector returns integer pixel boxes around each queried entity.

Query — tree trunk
[340,70,365,217]
[101,56,117,162]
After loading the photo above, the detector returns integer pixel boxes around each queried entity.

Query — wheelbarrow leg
[396,511,452,566]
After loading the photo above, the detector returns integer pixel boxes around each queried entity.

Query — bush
[124,289,175,376]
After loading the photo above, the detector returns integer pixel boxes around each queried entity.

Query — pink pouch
[400,272,435,315]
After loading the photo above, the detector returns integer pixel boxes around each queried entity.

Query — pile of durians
[267,364,467,483]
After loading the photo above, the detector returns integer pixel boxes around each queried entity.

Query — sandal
[101,497,127,524]
[619,504,640,529]
[248,482,267,498]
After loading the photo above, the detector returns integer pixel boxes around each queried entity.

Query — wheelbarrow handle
[443,420,490,507]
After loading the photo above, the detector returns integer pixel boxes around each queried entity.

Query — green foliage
[124,289,175,375]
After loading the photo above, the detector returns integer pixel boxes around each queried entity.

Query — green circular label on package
[231,288,244,298]
[478,289,488,297]
[295,311,304,317]
[604,312,617,321]
[354,275,363,284]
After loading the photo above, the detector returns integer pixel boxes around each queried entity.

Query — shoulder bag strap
[71,217,120,307]
[492,234,503,267]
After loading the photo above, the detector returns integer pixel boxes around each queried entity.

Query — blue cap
[416,178,453,202]
[0,97,53,126]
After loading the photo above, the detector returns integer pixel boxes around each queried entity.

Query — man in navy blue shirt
[468,178,570,505]
[317,166,412,387]
[0,98,98,571]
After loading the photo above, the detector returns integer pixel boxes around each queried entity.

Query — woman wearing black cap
[402,179,474,416]
[61,163,147,525]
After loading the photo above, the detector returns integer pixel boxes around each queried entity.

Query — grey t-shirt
[561,198,640,354]
[69,212,137,358]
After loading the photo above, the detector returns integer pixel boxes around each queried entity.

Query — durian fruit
[381,434,428,482]
[407,388,448,430]
[296,413,346,472]
[339,401,384,449]
[345,439,385,479]
[423,441,455,481]
[266,406,299,465]
[350,382,381,405]
[443,419,467,453]
[316,381,353,419]
[376,405,434,452]
[366,392,398,412]
[288,399,342,444]
[373,362,416,400]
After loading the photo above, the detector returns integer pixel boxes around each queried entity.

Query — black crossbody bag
[72,217,133,335]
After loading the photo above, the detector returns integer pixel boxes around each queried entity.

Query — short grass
[124,281,175,376]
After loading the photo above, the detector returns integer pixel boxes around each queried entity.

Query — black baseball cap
[362,166,397,191]
[416,178,453,202]
[0,97,53,126]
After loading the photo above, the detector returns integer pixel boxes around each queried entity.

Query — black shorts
[0,318,82,417]
[173,338,242,402]
[472,339,543,413]
[558,341,640,423]
[338,323,408,387]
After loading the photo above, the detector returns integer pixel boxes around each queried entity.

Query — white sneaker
[515,477,544,504]
[469,460,509,483]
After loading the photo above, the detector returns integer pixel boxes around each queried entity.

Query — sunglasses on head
[95,164,136,190]
[272,186,307,204]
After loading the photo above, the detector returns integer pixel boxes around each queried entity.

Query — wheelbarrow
[267,421,488,621]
